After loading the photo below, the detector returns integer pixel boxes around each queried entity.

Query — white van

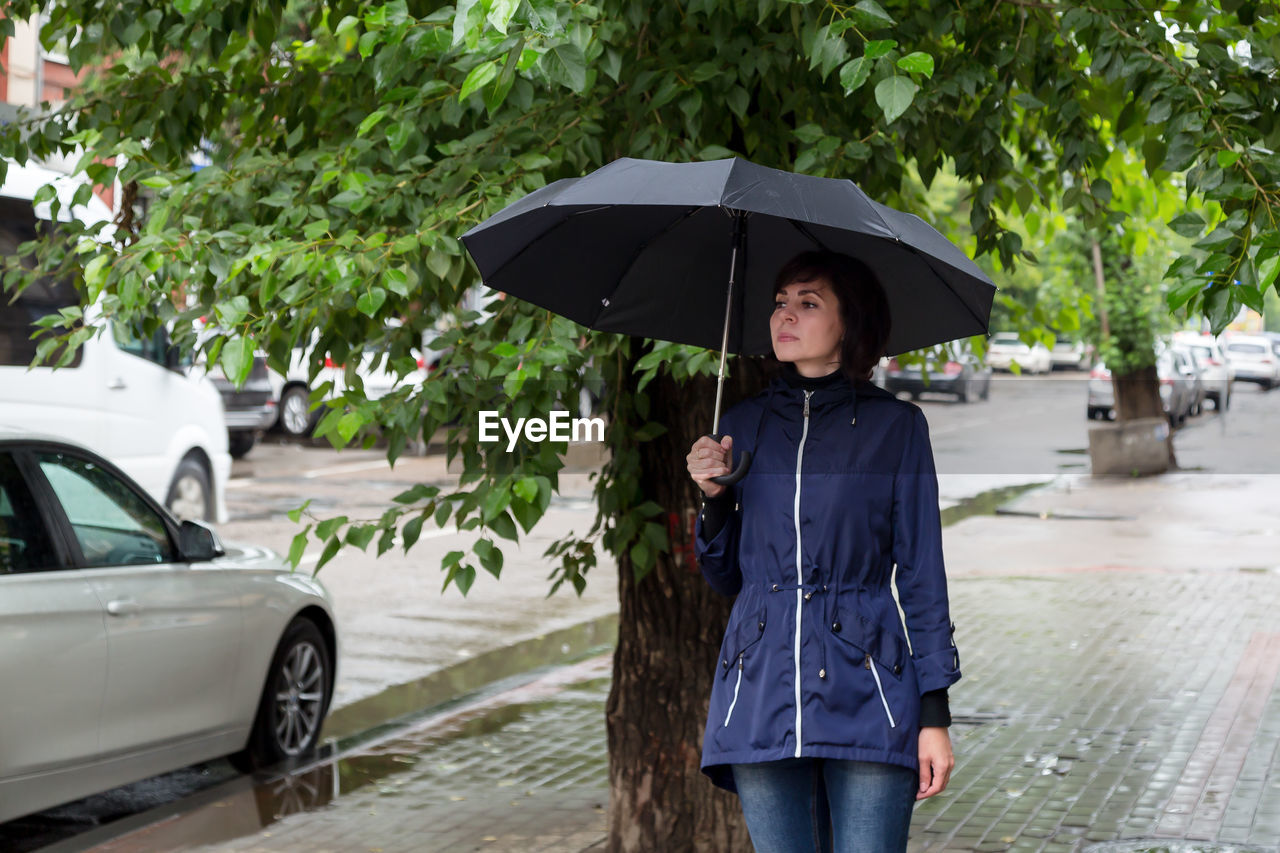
[0,162,230,522]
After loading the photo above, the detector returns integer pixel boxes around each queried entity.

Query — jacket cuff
[913,644,961,694]
[698,493,733,540]
[919,689,951,728]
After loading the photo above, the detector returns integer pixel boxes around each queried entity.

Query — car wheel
[957,380,970,404]
[228,431,256,459]
[166,456,212,522]
[278,386,315,437]
[233,618,332,772]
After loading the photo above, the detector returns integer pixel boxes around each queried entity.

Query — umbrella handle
[706,433,753,486]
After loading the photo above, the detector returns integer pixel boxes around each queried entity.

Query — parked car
[1172,331,1234,411]
[1087,348,1198,425]
[1050,337,1091,371]
[0,201,230,522]
[1222,333,1280,389]
[0,431,338,823]
[200,355,277,459]
[270,323,446,438]
[883,350,992,402]
[986,332,1053,374]
[1172,344,1207,417]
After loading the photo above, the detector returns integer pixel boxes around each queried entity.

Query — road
[5,369,1278,851]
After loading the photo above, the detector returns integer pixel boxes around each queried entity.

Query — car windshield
[1228,343,1266,355]
[991,333,1020,344]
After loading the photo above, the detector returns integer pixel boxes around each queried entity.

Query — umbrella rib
[589,205,703,327]
[787,218,832,251]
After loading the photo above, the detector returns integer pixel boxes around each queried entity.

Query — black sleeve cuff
[919,688,951,728]
[699,493,733,540]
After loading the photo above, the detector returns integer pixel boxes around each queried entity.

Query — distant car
[271,324,445,438]
[0,431,338,823]
[1172,332,1234,411]
[1050,337,1091,371]
[986,332,1052,374]
[1222,334,1280,389]
[883,352,992,402]
[197,355,277,459]
[1,192,229,523]
[1087,348,1198,425]
[1172,344,1207,417]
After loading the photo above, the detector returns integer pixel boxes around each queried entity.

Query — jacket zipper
[866,653,898,728]
[724,655,743,726]
[792,390,812,757]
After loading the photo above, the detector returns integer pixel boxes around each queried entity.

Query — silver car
[0,432,338,823]
[1173,332,1234,411]
[1086,349,1198,425]
[1223,334,1280,389]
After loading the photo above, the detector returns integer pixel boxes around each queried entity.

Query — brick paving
[95,474,1280,853]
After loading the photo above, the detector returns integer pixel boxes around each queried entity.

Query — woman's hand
[687,435,733,498]
[917,727,954,800]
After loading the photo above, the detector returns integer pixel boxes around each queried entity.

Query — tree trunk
[1111,365,1177,467]
[606,360,768,852]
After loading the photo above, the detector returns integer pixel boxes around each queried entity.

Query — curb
[324,613,619,742]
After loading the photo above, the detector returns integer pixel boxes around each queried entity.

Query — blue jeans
[731,758,916,853]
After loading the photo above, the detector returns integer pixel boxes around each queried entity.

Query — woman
[685,251,960,852]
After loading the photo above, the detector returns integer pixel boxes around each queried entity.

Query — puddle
[325,613,617,740]
[940,482,1049,528]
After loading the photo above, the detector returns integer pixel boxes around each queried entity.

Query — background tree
[3,1,1278,849]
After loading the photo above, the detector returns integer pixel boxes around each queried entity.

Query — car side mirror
[179,519,224,562]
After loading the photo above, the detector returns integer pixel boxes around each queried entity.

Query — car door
[0,448,108,784]
[30,448,244,756]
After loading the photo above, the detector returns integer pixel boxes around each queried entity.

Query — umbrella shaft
[713,212,747,434]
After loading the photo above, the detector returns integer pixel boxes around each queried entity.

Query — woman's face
[771,276,845,375]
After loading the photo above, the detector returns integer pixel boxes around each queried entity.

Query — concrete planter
[1087,416,1171,476]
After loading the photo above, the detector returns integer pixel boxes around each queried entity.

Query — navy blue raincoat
[695,372,961,792]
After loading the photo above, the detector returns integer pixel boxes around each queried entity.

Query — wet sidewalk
[91,472,1280,852]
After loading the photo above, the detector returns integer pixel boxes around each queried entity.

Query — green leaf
[315,536,342,571]
[482,484,511,521]
[219,335,254,386]
[387,120,414,153]
[853,0,895,26]
[336,411,364,443]
[459,59,498,102]
[287,498,313,524]
[357,286,387,317]
[357,109,387,137]
[839,57,871,95]
[864,39,897,60]
[487,0,519,34]
[513,476,539,503]
[874,76,918,124]
[403,515,426,550]
[83,253,110,301]
[1167,212,1206,238]
[287,528,310,568]
[489,511,519,541]
[138,175,172,189]
[541,42,588,92]
[1217,150,1241,168]
[896,52,934,78]
[346,524,377,550]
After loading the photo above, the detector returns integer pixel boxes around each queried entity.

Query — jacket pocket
[828,599,908,728]
[720,605,766,727]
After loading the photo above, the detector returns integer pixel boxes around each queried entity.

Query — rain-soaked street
[5,371,1280,851]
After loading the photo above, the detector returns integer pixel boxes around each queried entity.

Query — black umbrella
[461,156,996,483]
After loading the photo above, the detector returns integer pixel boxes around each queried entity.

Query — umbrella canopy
[460,156,996,358]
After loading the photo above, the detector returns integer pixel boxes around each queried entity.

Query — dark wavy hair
[772,250,892,383]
